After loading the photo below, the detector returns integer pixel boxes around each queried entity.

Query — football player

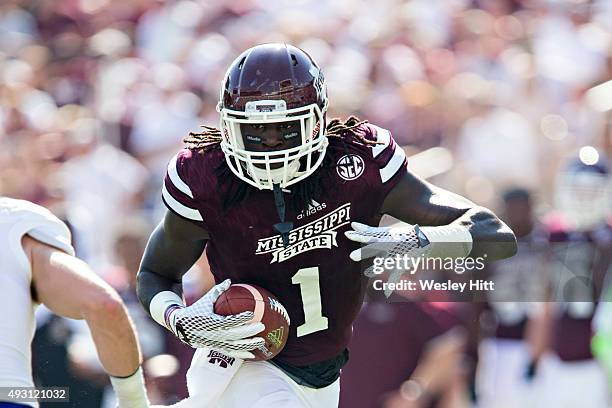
[533,150,612,408]
[0,197,150,408]
[475,188,548,408]
[340,301,468,408]
[136,43,517,407]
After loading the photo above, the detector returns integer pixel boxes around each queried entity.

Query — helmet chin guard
[217,43,329,190]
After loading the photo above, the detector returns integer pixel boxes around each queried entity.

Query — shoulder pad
[0,197,74,256]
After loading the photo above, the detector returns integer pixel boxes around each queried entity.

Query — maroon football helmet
[217,43,329,190]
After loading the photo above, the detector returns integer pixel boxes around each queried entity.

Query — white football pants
[535,353,610,408]
[476,338,537,408]
[165,347,340,408]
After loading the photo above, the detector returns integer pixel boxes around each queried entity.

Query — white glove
[344,222,430,297]
[345,222,429,266]
[345,221,473,265]
[345,222,473,296]
[167,279,265,359]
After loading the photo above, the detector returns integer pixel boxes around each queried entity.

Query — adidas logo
[297,200,326,220]
[267,327,285,348]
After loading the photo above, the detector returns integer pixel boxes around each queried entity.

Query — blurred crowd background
[1,0,612,406]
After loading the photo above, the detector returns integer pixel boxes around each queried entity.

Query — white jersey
[0,198,74,407]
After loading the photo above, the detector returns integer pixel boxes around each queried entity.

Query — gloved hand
[523,359,538,382]
[345,222,430,297]
[345,222,430,265]
[166,279,265,359]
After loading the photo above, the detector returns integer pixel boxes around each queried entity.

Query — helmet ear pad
[217,43,329,190]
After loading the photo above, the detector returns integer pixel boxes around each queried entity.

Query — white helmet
[555,148,611,231]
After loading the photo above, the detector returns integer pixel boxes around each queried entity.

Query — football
[214,284,290,361]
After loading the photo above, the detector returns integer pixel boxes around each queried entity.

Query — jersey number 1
[292,267,329,337]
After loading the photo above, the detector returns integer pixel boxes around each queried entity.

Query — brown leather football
[214,284,290,361]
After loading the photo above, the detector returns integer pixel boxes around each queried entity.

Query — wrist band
[149,291,184,329]
[110,366,149,407]
[420,225,473,258]
[164,304,184,332]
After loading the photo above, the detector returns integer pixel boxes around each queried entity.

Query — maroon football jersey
[484,227,548,340]
[162,123,407,365]
[547,224,612,361]
[340,302,461,408]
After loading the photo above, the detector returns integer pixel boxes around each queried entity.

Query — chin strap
[272,184,294,247]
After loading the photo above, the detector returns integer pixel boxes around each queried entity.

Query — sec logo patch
[336,154,365,181]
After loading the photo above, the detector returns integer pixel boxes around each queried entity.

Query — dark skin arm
[136,210,209,311]
[138,169,516,312]
[381,171,517,260]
